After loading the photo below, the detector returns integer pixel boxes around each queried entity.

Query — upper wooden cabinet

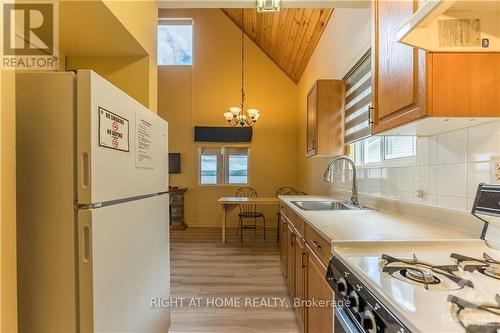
[372,0,500,135]
[427,53,500,117]
[372,0,426,134]
[306,80,345,157]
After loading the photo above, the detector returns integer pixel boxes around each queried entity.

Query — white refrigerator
[16,70,170,332]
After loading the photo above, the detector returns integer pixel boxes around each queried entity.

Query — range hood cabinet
[397,0,500,52]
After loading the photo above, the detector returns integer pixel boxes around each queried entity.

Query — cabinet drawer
[288,209,304,238]
[305,223,331,268]
[279,202,288,216]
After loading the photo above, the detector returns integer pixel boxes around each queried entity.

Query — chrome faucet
[323,155,359,206]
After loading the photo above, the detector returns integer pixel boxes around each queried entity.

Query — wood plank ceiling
[223,8,333,83]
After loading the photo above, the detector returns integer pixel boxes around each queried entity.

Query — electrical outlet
[491,156,500,183]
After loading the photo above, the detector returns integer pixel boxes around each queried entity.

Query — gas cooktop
[330,240,500,333]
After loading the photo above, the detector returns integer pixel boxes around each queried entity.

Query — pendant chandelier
[223,9,260,127]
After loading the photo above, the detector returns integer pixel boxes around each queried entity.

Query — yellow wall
[1,69,18,333]
[104,0,158,113]
[0,2,159,330]
[66,56,150,108]
[296,8,371,194]
[158,9,298,227]
[63,0,158,113]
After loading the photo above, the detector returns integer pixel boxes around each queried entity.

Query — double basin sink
[291,200,370,211]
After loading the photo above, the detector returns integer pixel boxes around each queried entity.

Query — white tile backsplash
[368,168,382,195]
[416,136,438,166]
[332,120,500,214]
[436,164,467,197]
[415,165,437,195]
[381,167,397,193]
[396,167,415,194]
[468,121,500,162]
[467,162,492,198]
[437,128,468,164]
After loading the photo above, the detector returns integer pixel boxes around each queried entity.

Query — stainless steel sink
[291,200,368,211]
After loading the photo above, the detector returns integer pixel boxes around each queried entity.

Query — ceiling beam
[156,0,369,9]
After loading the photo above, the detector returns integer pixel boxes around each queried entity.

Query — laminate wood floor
[169,227,300,333]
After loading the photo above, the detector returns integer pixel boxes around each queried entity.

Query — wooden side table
[169,188,187,229]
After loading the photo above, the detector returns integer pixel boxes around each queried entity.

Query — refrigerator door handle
[82,225,91,263]
[80,152,89,189]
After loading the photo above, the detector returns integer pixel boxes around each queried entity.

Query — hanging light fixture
[223,9,260,127]
[257,0,280,12]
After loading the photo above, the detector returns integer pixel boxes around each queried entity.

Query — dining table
[217,197,279,243]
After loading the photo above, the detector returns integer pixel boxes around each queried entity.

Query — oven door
[334,305,362,333]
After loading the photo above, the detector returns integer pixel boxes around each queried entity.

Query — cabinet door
[372,0,426,133]
[286,223,295,296]
[279,216,288,277]
[429,53,500,117]
[306,246,333,333]
[306,84,318,157]
[294,236,306,331]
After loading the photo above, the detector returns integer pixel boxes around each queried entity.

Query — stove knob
[362,309,377,333]
[347,290,360,312]
[336,278,348,296]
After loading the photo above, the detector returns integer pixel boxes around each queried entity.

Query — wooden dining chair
[235,187,266,242]
[275,187,307,242]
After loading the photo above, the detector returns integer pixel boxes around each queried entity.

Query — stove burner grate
[481,265,500,280]
[451,253,500,280]
[381,253,473,290]
[447,295,500,333]
[401,268,441,285]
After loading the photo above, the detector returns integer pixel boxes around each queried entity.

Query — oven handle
[334,305,362,333]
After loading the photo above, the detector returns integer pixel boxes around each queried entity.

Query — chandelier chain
[241,8,245,110]
[222,8,259,127]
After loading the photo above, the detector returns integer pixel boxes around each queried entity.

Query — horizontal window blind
[344,51,372,144]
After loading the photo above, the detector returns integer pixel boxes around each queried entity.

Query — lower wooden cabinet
[279,202,334,333]
[305,243,333,333]
[279,215,288,277]
[294,236,306,329]
[286,223,295,296]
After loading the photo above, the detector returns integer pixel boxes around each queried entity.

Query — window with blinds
[343,51,372,144]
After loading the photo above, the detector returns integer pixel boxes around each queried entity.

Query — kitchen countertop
[279,195,480,252]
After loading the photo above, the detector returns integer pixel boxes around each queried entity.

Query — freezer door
[77,70,168,205]
[77,195,170,332]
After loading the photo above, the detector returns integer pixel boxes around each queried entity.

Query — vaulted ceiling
[222,8,333,83]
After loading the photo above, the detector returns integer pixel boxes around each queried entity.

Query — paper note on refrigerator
[136,114,155,169]
[98,107,130,152]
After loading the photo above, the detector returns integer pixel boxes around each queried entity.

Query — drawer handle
[311,240,322,249]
